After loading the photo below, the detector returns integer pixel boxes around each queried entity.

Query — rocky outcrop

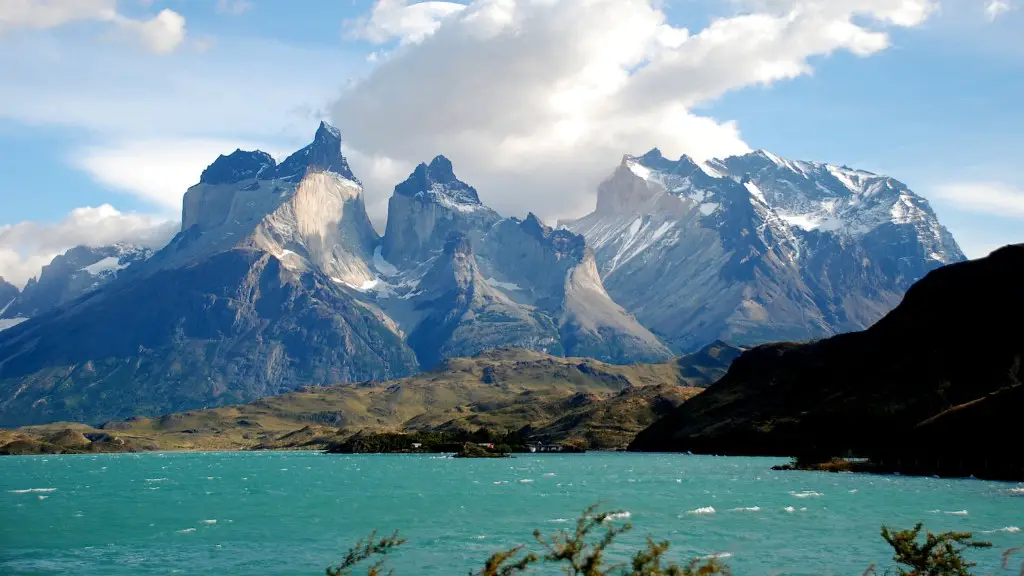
[629,245,1023,479]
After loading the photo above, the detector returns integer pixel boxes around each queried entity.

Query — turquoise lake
[2,452,1022,575]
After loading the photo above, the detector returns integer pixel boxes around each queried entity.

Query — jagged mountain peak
[427,154,457,181]
[199,149,276,185]
[516,213,587,261]
[381,156,498,266]
[395,155,482,206]
[315,120,342,143]
[273,122,359,184]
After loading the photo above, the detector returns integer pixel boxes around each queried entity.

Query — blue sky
[1,0,1022,286]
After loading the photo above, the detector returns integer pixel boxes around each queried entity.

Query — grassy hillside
[3,345,727,454]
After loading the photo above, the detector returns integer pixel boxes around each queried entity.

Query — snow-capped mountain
[357,159,673,367]
[0,243,152,322]
[563,149,965,351]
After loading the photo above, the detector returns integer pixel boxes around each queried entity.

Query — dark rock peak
[199,149,276,185]
[634,148,700,176]
[394,156,482,205]
[0,277,17,302]
[443,231,473,256]
[517,214,586,260]
[314,120,342,145]
[428,155,456,181]
[271,122,359,184]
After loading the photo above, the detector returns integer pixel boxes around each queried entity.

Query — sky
[0,0,1022,288]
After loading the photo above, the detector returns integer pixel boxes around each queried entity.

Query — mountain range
[0,122,964,426]
[563,149,964,351]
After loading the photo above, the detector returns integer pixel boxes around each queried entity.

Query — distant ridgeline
[630,245,1024,481]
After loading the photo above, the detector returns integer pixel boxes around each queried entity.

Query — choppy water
[2,452,1022,575]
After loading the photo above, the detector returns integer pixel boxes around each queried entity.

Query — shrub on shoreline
[327,504,1014,575]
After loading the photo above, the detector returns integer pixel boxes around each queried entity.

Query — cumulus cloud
[332,0,937,223]
[111,8,187,54]
[933,181,1024,218]
[0,205,178,288]
[984,0,1012,20]
[0,0,187,54]
[72,138,288,211]
[348,0,466,45]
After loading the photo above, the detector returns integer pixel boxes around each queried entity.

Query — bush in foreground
[327,504,1017,575]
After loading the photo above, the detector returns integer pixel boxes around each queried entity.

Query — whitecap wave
[687,507,716,515]
[932,510,969,516]
[544,473,556,478]
[548,518,570,523]
[144,478,168,483]
[730,506,761,512]
[518,479,533,484]
[37,495,49,500]
[8,488,56,494]
[980,527,1020,534]
[604,511,631,522]
[177,528,196,534]
[789,491,823,498]
[700,552,733,560]
[784,506,797,513]
[201,519,217,525]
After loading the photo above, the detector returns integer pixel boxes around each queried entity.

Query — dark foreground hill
[630,245,1024,480]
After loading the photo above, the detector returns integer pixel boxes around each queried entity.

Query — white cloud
[984,0,1012,20]
[0,0,187,54]
[216,0,253,16]
[72,138,287,211]
[111,8,187,54]
[0,205,178,288]
[332,0,936,223]
[348,0,466,45]
[933,181,1024,218]
[0,0,117,28]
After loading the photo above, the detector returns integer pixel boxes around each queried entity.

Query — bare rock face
[563,149,965,352]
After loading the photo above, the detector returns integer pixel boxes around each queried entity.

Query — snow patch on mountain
[373,246,399,277]
[486,278,522,291]
[81,257,128,276]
